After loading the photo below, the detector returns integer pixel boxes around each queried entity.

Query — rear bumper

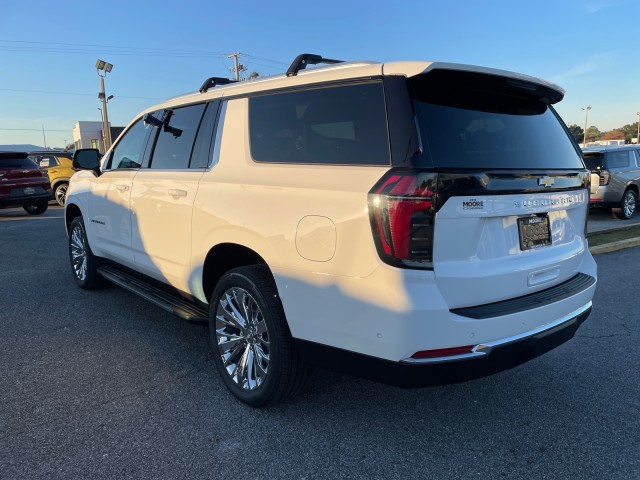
[0,191,53,208]
[294,302,591,388]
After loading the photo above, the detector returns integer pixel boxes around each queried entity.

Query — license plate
[23,187,35,195]
[518,214,551,250]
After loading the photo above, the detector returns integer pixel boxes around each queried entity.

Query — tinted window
[150,103,206,170]
[583,153,603,170]
[108,118,153,169]
[190,101,219,169]
[414,102,583,169]
[0,157,38,168]
[604,151,631,169]
[249,82,390,165]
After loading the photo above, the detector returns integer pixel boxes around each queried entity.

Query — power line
[0,88,161,100]
[0,39,229,56]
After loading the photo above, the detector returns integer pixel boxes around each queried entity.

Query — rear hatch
[0,152,50,194]
[372,68,589,309]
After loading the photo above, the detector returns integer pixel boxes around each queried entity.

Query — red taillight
[368,170,437,269]
[411,345,475,359]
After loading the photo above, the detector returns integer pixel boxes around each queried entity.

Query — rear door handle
[168,189,187,198]
[115,184,129,192]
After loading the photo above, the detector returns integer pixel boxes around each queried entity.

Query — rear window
[582,153,603,171]
[0,156,38,168]
[249,82,390,166]
[411,74,583,170]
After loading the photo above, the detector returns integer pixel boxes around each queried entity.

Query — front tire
[612,189,637,220]
[209,265,308,407]
[68,216,102,289]
[23,200,48,215]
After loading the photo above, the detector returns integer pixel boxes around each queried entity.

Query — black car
[0,151,53,215]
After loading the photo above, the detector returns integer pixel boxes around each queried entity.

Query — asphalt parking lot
[1,206,638,479]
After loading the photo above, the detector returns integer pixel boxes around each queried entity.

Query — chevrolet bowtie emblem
[538,176,555,187]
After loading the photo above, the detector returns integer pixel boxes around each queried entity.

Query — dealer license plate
[518,214,551,250]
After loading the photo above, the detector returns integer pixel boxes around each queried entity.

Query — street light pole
[582,106,591,146]
[96,59,113,152]
[636,112,640,145]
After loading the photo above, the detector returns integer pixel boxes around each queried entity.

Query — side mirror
[73,149,102,175]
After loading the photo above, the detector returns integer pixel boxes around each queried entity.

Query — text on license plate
[518,214,551,250]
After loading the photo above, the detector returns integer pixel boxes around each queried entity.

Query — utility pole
[99,75,112,151]
[228,52,246,81]
[582,106,591,146]
[96,59,114,151]
[42,125,47,149]
[637,112,640,145]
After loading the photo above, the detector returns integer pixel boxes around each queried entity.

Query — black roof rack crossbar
[199,77,237,93]
[286,53,344,77]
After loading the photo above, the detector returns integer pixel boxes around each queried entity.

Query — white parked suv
[66,53,597,407]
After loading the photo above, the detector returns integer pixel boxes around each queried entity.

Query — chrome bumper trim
[401,301,592,364]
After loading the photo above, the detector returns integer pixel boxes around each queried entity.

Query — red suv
[0,152,52,215]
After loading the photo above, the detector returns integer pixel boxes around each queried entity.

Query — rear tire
[612,189,637,220]
[23,200,48,215]
[209,265,308,407]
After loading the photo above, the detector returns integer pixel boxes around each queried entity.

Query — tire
[612,189,637,220]
[68,216,102,289]
[23,200,48,215]
[54,183,68,206]
[209,265,308,407]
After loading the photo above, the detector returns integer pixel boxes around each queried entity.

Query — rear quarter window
[249,82,390,166]
[604,151,632,169]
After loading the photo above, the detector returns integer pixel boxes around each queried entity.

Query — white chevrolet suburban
[66,54,597,407]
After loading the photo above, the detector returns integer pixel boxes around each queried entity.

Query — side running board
[97,266,209,323]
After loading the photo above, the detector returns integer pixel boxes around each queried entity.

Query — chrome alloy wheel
[623,191,636,218]
[70,224,88,281]
[215,287,270,390]
[55,184,67,206]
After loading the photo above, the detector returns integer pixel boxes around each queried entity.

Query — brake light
[599,170,610,185]
[368,169,437,269]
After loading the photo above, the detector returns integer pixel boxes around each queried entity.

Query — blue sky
[1,0,639,148]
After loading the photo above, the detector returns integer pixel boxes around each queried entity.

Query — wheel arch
[51,177,70,189]
[625,183,639,196]
[202,243,270,303]
[65,202,83,233]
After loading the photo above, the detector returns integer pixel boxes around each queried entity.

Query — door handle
[115,184,129,192]
[168,189,187,198]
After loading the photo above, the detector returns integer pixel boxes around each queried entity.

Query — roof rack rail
[286,53,344,77]
[199,77,237,93]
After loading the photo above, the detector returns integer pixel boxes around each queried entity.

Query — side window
[149,103,206,170]
[249,82,390,165]
[190,101,220,169]
[634,150,640,168]
[605,151,632,169]
[108,118,152,170]
[210,101,227,168]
